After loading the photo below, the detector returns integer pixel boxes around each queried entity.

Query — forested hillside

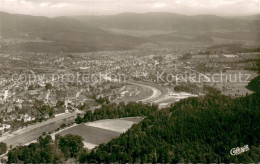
[78,92,260,163]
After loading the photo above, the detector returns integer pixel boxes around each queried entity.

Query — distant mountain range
[0,12,259,52]
[72,12,260,32]
[0,12,147,52]
[72,12,260,43]
[230,15,260,20]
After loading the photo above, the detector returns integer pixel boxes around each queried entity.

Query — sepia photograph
[0,0,259,163]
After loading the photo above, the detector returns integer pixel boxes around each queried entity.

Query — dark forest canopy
[7,134,84,163]
[0,142,7,155]
[78,93,260,163]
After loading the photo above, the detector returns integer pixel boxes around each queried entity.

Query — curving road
[127,82,163,103]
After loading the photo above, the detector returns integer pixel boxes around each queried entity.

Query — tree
[75,115,83,124]
[0,142,7,155]
[48,108,55,118]
[58,134,84,159]
[28,85,34,90]
[45,83,52,90]
[83,111,93,122]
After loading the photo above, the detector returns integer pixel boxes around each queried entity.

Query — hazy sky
[0,0,259,17]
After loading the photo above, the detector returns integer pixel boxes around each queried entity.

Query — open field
[86,118,140,133]
[58,124,120,145]
[121,117,143,123]
[57,118,142,150]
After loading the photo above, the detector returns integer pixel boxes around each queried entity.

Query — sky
[0,0,260,17]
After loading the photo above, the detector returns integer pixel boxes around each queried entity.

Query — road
[127,81,163,103]
[101,73,167,104]
[0,112,77,148]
